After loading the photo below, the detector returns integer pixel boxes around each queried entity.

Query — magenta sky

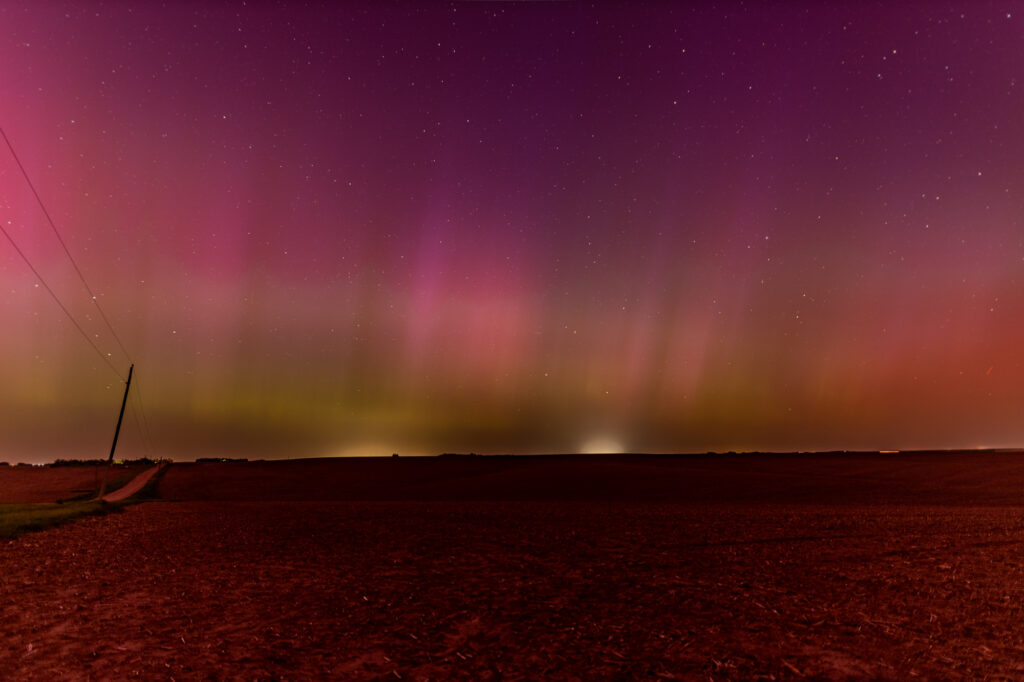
[2,2,1024,461]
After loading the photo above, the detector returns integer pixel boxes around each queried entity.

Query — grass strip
[0,501,119,539]
[58,469,148,504]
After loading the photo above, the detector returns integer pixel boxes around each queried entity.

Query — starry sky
[2,1,1024,462]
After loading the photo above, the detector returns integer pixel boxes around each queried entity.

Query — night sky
[2,2,1024,461]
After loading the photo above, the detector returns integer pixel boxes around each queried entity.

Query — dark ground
[3,452,1024,679]
[0,463,148,503]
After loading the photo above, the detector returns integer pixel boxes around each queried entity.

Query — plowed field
[0,464,148,503]
[3,454,1024,679]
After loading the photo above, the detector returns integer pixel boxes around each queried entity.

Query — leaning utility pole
[98,363,133,499]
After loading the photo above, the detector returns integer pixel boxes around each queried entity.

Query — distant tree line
[49,457,159,468]
[0,457,169,468]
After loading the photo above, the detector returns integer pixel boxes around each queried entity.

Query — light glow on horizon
[580,437,627,455]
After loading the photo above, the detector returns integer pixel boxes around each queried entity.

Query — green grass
[0,501,120,539]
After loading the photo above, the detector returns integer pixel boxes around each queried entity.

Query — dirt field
[157,451,1024,505]
[4,453,1024,679]
[0,464,149,503]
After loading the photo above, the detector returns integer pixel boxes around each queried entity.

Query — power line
[129,372,157,458]
[0,221,125,380]
[0,125,161,458]
[0,126,133,364]
[128,393,150,458]
[134,376,156,455]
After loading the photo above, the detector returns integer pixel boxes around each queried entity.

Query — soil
[157,451,1024,505]
[0,464,148,503]
[3,453,1024,679]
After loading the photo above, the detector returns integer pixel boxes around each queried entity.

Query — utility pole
[98,363,133,499]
